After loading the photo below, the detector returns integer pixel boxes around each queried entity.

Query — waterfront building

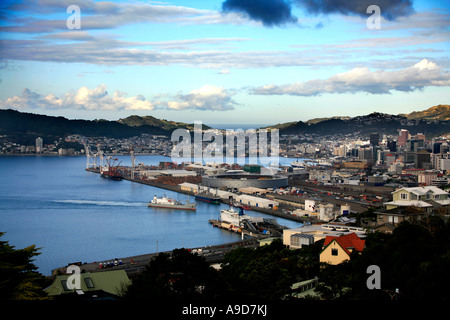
[36,137,43,153]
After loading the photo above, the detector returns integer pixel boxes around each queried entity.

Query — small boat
[148,195,196,210]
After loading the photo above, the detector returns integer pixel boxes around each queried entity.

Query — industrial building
[178,182,279,210]
[202,174,288,189]
[235,194,279,210]
[140,169,198,178]
[283,224,366,249]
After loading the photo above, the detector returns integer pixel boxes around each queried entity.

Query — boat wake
[53,199,148,207]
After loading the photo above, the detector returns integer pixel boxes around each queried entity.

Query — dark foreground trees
[316,216,450,300]
[122,239,321,301]
[0,232,49,300]
[123,216,450,301]
[122,248,220,301]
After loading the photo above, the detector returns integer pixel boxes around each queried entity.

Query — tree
[315,262,352,300]
[0,233,49,300]
[122,248,220,301]
[219,239,297,300]
[345,220,450,300]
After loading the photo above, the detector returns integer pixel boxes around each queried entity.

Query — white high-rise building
[35,137,43,153]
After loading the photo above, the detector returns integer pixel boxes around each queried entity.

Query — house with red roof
[320,233,365,265]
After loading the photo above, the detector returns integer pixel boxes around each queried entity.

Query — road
[54,239,260,277]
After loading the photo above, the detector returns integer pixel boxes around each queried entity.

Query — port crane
[84,143,97,169]
[130,148,146,180]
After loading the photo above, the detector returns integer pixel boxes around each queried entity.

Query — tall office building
[370,133,379,146]
[432,142,442,154]
[398,129,409,147]
[387,140,397,152]
[36,137,43,153]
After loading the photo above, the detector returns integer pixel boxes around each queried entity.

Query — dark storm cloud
[295,0,415,21]
[221,0,298,27]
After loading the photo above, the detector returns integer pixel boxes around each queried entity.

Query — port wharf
[85,167,307,223]
[70,167,304,278]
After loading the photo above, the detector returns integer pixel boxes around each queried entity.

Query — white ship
[291,161,306,168]
[148,195,196,210]
[317,159,333,167]
[220,208,251,227]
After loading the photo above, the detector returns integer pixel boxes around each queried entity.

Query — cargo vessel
[148,195,196,210]
[195,192,221,204]
[100,166,123,181]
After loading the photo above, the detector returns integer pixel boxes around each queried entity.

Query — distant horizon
[2,104,447,128]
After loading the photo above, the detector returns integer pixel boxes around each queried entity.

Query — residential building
[383,186,450,212]
[373,206,426,233]
[44,269,130,299]
[418,171,440,186]
[319,233,365,265]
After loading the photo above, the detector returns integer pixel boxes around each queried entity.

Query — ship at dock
[148,195,197,210]
[291,160,306,168]
[195,191,221,204]
[100,166,123,181]
[211,207,287,237]
[220,207,251,228]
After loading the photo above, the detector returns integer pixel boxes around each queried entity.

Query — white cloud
[251,59,450,96]
[0,1,251,34]
[153,85,238,111]
[0,85,155,111]
[0,84,238,112]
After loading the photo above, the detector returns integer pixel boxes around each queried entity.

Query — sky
[0,0,449,127]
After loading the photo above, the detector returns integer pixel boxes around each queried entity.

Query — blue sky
[0,0,449,126]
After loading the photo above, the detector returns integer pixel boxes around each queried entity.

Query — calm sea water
[0,155,303,275]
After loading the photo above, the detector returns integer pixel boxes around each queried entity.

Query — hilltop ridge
[1,104,449,145]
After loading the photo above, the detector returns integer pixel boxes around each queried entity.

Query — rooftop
[393,186,449,196]
[323,233,366,255]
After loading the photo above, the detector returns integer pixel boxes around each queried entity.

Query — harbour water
[0,155,304,276]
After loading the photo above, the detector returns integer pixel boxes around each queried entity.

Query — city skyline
[0,0,449,126]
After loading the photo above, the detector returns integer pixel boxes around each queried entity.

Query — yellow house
[320,233,365,265]
[384,186,449,212]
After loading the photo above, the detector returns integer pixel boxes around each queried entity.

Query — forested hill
[275,112,450,137]
[0,109,173,145]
